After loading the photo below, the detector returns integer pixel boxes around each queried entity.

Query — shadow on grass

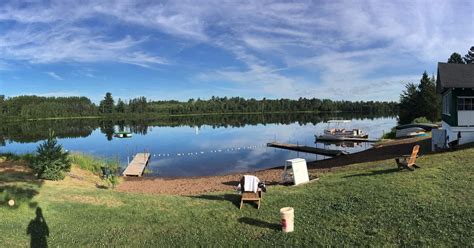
[190,194,241,208]
[95,184,109,190]
[27,206,49,248]
[238,217,280,231]
[0,159,43,209]
[221,181,239,186]
[343,167,401,178]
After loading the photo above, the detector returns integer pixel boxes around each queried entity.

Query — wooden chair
[395,145,420,171]
[240,190,262,209]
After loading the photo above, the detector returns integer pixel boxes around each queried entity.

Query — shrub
[412,116,431,124]
[382,127,397,139]
[106,174,119,189]
[69,153,120,175]
[30,135,71,180]
[69,153,121,189]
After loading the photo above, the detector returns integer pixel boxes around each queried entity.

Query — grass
[0,152,35,162]
[0,148,473,246]
[69,152,120,175]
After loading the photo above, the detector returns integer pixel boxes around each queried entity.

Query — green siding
[442,88,474,127]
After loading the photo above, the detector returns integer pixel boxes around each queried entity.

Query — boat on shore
[395,123,439,131]
[315,120,368,141]
[395,123,438,138]
[114,131,133,138]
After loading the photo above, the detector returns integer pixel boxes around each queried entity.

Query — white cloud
[46,71,63,80]
[0,25,167,68]
[0,0,472,100]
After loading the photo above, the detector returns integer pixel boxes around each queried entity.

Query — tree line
[0,94,398,119]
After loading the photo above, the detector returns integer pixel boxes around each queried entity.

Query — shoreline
[116,137,432,195]
[0,110,396,123]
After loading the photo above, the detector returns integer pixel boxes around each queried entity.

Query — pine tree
[30,131,71,180]
[99,92,115,114]
[398,83,419,124]
[398,72,441,124]
[447,53,465,64]
[464,46,474,64]
[417,72,440,122]
[0,95,5,116]
[116,98,126,113]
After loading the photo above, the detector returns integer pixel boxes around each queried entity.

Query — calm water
[0,114,396,177]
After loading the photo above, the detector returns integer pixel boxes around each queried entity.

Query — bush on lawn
[30,133,71,180]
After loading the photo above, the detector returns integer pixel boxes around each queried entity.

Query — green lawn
[1,148,473,246]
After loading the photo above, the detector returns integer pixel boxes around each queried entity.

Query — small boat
[114,131,132,138]
[395,123,438,131]
[315,120,368,141]
[395,127,426,138]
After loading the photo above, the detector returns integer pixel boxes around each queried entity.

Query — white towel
[243,175,260,193]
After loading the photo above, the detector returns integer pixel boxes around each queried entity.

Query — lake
[0,113,396,177]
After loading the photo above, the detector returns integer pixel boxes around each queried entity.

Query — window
[443,92,451,115]
[458,97,474,111]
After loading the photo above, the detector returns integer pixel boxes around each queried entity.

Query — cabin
[436,62,474,146]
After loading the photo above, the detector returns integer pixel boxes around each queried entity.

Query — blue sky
[0,0,473,102]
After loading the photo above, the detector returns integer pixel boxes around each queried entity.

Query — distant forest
[0,94,398,119]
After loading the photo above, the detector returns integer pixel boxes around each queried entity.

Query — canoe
[395,123,438,131]
[396,127,425,138]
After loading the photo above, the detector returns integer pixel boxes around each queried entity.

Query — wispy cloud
[0,0,472,100]
[46,71,63,80]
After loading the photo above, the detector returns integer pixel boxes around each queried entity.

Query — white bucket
[280,207,294,233]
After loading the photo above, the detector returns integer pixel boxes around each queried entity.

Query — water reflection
[0,113,396,177]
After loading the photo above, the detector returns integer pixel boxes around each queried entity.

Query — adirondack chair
[240,191,262,209]
[395,145,420,171]
[238,176,266,209]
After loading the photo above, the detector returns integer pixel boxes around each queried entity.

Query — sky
[0,0,473,103]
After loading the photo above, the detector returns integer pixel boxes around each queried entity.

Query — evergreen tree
[0,95,5,116]
[447,53,465,64]
[99,92,115,114]
[417,72,440,122]
[464,46,474,64]
[398,72,441,124]
[30,131,71,180]
[398,83,419,124]
[116,98,126,113]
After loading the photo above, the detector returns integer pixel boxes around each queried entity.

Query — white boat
[395,127,426,138]
[114,132,133,138]
[315,120,368,141]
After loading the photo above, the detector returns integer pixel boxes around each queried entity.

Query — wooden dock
[122,153,151,177]
[267,142,348,157]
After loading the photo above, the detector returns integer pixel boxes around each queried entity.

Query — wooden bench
[395,145,420,171]
[240,191,262,209]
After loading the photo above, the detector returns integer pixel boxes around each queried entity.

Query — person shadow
[27,207,49,248]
